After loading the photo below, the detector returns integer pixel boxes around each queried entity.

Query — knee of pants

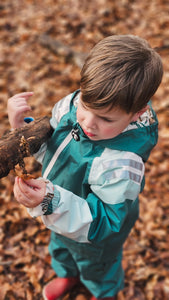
[49,235,79,276]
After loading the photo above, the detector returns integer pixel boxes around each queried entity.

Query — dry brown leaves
[0,0,169,299]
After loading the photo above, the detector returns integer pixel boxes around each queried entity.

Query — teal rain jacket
[28,90,158,297]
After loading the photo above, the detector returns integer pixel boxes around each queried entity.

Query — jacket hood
[97,120,158,162]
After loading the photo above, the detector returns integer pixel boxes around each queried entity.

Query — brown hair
[80,35,163,113]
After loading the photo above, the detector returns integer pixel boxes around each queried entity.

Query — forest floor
[0,0,169,299]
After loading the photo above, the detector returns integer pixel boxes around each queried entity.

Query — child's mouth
[83,129,96,137]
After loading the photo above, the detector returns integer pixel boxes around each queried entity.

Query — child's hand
[14,177,46,208]
[7,92,33,129]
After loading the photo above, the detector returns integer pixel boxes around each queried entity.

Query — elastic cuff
[27,179,60,217]
[44,185,60,214]
[40,179,54,214]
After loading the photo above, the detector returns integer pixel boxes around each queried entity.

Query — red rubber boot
[43,277,79,300]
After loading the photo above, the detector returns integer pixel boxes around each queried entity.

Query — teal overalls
[31,91,158,298]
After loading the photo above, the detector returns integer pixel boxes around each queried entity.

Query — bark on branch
[0,116,53,179]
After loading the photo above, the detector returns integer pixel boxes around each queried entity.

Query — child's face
[77,98,138,141]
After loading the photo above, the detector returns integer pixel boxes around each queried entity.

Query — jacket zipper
[43,132,72,179]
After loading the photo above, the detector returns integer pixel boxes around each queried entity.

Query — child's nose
[84,113,96,129]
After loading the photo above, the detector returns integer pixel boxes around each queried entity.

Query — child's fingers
[8,97,32,115]
[19,177,46,190]
[14,102,32,111]
[14,177,46,208]
[9,97,32,107]
[8,92,34,108]
[12,92,34,99]
[14,177,31,207]
[8,92,34,129]
[17,178,37,195]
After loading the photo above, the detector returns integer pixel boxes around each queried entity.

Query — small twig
[0,260,13,266]
[155,45,169,52]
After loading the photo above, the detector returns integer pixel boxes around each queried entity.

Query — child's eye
[101,117,113,122]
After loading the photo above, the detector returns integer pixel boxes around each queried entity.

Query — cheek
[101,124,123,138]
[103,123,118,132]
[100,126,117,137]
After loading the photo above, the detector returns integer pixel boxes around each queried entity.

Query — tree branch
[0,116,53,179]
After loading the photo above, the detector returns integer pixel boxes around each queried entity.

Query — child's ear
[131,105,149,122]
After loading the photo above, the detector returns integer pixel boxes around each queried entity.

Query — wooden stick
[0,116,53,179]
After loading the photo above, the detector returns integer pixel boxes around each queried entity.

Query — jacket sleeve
[34,93,73,164]
[27,150,145,244]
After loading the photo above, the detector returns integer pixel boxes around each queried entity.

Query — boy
[7,35,163,300]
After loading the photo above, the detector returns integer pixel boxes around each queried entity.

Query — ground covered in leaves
[0,0,169,299]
